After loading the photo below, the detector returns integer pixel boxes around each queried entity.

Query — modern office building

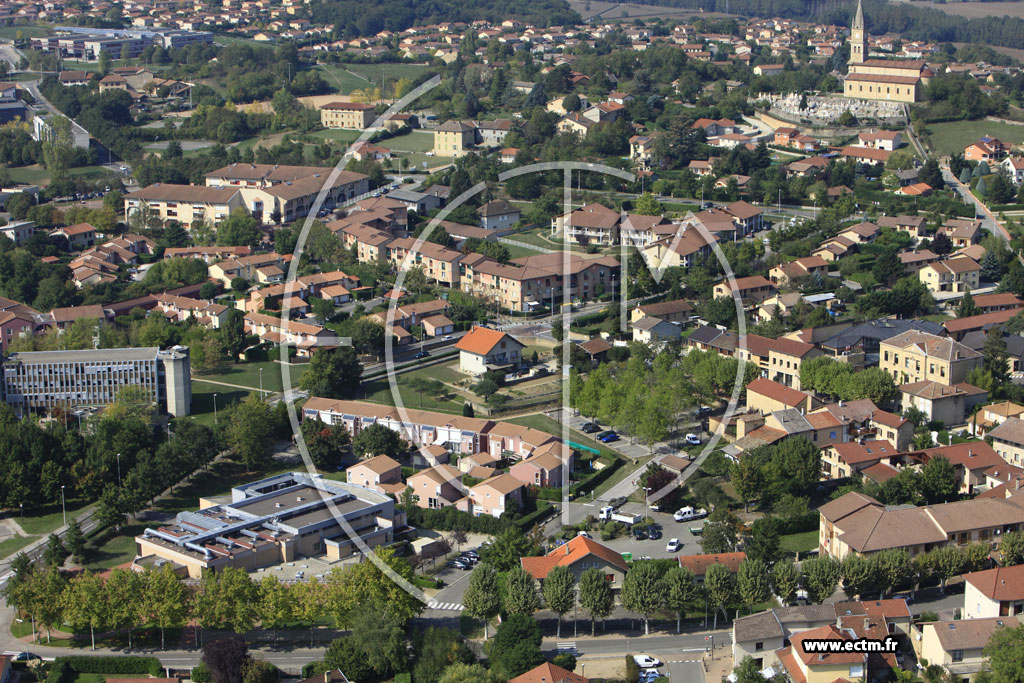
[134,471,403,577]
[1,346,191,416]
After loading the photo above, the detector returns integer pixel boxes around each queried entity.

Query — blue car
[600,431,619,443]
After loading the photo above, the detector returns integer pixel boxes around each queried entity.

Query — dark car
[600,432,620,443]
[413,350,430,359]
[581,422,601,434]
[632,526,648,540]
[447,560,470,570]
[646,525,662,540]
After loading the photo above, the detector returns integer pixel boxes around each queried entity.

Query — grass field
[924,119,1024,156]
[20,499,92,536]
[7,164,115,186]
[387,130,436,154]
[780,530,818,555]
[0,26,50,39]
[195,359,309,393]
[895,0,1024,19]
[0,534,36,560]
[311,128,362,145]
[314,63,431,95]
[362,362,467,413]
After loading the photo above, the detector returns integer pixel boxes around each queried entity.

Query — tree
[840,553,878,599]
[801,556,840,603]
[634,192,663,215]
[463,563,500,639]
[299,418,350,471]
[105,568,144,649]
[479,527,537,572]
[216,208,261,247]
[43,533,67,568]
[704,562,736,629]
[1001,530,1024,566]
[65,518,86,564]
[98,50,112,76]
[984,325,1011,386]
[62,571,109,649]
[202,636,250,683]
[663,565,698,633]
[976,175,989,198]
[299,347,362,399]
[349,604,407,677]
[577,567,613,636]
[562,93,581,112]
[241,660,276,683]
[257,575,293,642]
[226,395,276,471]
[877,549,913,598]
[504,566,540,616]
[438,663,504,683]
[984,624,1024,683]
[41,115,74,182]
[33,566,68,642]
[982,250,1006,282]
[221,309,248,363]
[542,565,575,638]
[491,614,544,679]
[737,558,771,613]
[700,507,739,554]
[929,545,965,594]
[747,517,784,566]
[920,455,958,504]
[932,232,952,255]
[291,579,326,647]
[731,457,765,513]
[772,560,800,605]
[413,627,474,682]
[196,567,260,635]
[351,422,404,459]
[957,289,978,318]
[872,249,904,286]
[621,561,666,635]
[145,564,190,649]
[323,636,372,680]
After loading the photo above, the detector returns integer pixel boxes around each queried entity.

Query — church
[843,0,932,102]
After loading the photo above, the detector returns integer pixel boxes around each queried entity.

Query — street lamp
[116,452,121,487]
[643,487,650,520]
[259,368,264,397]
[60,485,66,527]
[213,393,218,423]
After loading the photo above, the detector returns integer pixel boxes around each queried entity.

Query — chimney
[864,617,870,631]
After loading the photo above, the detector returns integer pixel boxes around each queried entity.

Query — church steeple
[849,0,867,65]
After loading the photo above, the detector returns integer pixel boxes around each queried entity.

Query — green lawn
[0,534,36,560]
[20,499,92,536]
[924,119,1024,157]
[311,128,362,145]
[0,25,50,38]
[502,242,547,259]
[386,130,436,154]
[361,372,466,414]
[194,359,309,393]
[313,63,430,95]
[7,164,117,187]
[779,530,818,555]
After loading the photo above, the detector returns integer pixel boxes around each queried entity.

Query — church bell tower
[849,0,866,66]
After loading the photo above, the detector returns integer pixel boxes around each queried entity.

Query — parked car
[577,530,591,539]
[581,422,601,434]
[413,350,430,359]
[442,335,453,341]
[632,526,648,540]
[633,655,662,668]
[600,431,620,443]
[666,538,681,553]
[447,560,470,570]
[646,525,661,540]
[673,506,708,522]
[686,433,701,445]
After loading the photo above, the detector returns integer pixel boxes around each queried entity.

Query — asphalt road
[941,167,1010,242]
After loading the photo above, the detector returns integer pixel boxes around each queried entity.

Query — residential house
[455,326,524,375]
[510,447,575,488]
[319,102,376,129]
[433,120,477,156]
[1002,156,1024,185]
[510,663,588,683]
[914,255,979,296]
[821,440,898,481]
[712,275,777,305]
[989,416,1024,467]
[477,200,521,230]
[768,256,829,286]
[879,330,982,386]
[818,491,1024,560]
[678,552,746,578]
[406,464,466,509]
[745,378,817,414]
[776,625,869,683]
[767,337,822,390]
[876,215,927,241]
[520,535,630,592]
[631,316,681,344]
[457,473,524,517]
[899,381,987,425]
[918,617,1021,681]
[964,564,1024,619]
[858,130,902,151]
[937,219,984,249]
[631,299,692,325]
[964,136,1008,161]
[732,604,860,670]
[345,455,404,496]
[552,202,621,246]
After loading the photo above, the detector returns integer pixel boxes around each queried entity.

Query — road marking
[426,600,463,611]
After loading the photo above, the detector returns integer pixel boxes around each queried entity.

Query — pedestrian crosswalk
[426,600,464,611]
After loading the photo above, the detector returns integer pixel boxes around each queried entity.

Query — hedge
[751,511,818,535]
[54,656,163,676]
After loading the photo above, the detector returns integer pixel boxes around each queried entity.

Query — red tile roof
[678,551,746,575]
[455,326,522,356]
[520,535,628,580]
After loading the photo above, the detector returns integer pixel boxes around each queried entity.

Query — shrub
[55,657,162,676]
[625,655,640,682]
[190,662,211,683]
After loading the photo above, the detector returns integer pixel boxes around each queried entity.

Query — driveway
[942,167,1010,241]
